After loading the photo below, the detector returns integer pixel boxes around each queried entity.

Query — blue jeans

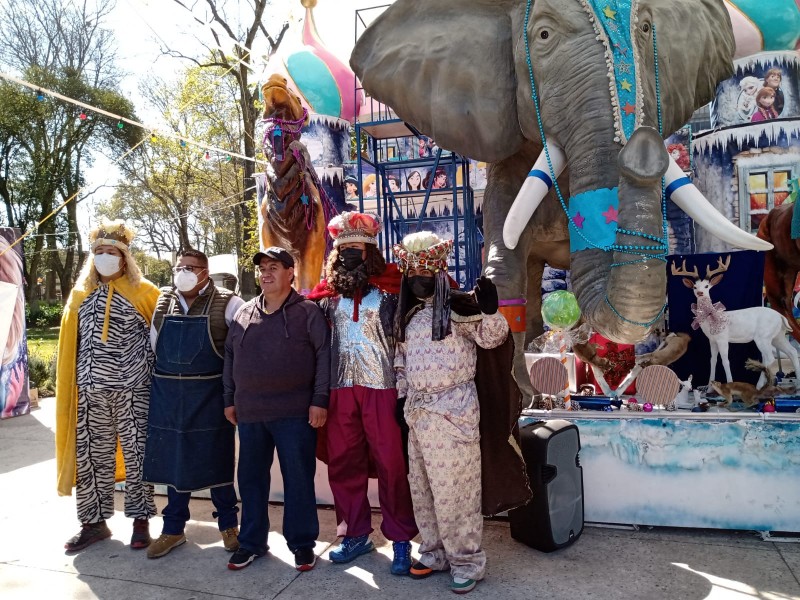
[162,484,239,535]
[237,417,319,555]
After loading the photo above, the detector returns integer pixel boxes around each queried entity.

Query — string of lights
[0,6,277,261]
[0,71,269,167]
[0,138,146,260]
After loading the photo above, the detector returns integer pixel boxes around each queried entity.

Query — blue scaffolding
[352,7,483,289]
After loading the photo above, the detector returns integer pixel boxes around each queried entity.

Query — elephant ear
[350,0,525,163]
[650,0,735,134]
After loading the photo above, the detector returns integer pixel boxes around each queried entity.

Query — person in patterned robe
[56,219,160,553]
[392,232,509,595]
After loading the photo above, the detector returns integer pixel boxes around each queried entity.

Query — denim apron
[143,289,235,491]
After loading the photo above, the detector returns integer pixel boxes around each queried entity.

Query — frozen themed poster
[0,228,30,419]
[692,50,800,252]
[711,51,799,128]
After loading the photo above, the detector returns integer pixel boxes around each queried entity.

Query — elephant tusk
[503,142,567,249]
[664,158,773,252]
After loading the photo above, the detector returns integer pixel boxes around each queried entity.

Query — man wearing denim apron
[143,249,244,559]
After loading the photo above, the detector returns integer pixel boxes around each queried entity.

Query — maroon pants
[327,385,418,541]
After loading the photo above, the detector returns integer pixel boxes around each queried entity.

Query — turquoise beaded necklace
[522,0,668,327]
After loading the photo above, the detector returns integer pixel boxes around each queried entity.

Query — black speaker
[509,419,583,552]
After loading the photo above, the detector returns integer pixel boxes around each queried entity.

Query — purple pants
[327,385,418,541]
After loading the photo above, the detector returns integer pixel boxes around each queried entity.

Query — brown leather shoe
[147,533,186,559]
[130,518,151,549]
[65,521,112,553]
[220,526,240,552]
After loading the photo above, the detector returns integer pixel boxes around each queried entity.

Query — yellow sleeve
[55,293,81,496]
[137,279,161,326]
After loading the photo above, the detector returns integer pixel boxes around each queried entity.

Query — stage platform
[519,409,800,534]
[157,407,800,535]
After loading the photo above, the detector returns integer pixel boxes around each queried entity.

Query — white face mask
[94,253,122,277]
[174,269,200,293]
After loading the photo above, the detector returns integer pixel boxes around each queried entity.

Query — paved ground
[2,398,799,599]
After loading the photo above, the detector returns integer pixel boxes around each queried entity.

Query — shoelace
[342,537,366,551]
[392,541,411,557]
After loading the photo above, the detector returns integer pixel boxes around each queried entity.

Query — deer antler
[706,255,731,279]
[670,259,699,279]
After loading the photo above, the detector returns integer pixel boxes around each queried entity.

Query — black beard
[328,262,370,298]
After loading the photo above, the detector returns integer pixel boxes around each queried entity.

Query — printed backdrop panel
[520,415,800,531]
[0,227,30,419]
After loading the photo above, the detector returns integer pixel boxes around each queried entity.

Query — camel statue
[757,197,800,343]
[259,74,335,292]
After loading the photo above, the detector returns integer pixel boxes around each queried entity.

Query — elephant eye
[540,29,550,40]
[640,22,651,33]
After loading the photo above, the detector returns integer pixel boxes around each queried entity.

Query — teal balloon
[541,290,580,330]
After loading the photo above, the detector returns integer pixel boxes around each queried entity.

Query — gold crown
[90,219,135,249]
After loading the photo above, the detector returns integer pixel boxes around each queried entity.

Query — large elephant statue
[351,0,773,397]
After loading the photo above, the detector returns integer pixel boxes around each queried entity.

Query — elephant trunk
[569,127,669,344]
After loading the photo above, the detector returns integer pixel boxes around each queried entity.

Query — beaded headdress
[90,219,136,251]
[579,0,644,145]
[392,231,453,273]
[327,211,381,247]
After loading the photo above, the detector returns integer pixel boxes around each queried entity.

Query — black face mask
[408,275,435,299]
[339,248,365,271]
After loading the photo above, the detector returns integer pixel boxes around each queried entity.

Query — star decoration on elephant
[622,102,636,115]
[613,41,628,56]
[603,5,616,19]
[620,79,632,92]
[573,212,586,229]
[348,0,775,396]
[602,206,618,224]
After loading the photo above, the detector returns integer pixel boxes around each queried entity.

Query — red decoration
[587,333,637,394]
[79,112,87,120]
[602,205,619,224]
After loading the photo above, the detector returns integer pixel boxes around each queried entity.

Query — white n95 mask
[94,253,122,277]
[174,269,199,293]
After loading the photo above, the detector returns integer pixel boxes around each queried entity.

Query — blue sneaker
[329,534,375,564]
[390,541,412,575]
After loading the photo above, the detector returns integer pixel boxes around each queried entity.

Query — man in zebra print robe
[56,220,161,553]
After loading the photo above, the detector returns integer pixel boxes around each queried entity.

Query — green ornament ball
[541,290,580,330]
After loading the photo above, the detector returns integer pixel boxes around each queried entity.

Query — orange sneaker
[409,560,435,579]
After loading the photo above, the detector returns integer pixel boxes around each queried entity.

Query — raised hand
[473,276,498,314]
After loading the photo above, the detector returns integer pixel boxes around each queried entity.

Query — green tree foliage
[98,66,246,262]
[169,0,288,293]
[131,250,173,288]
[0,0,139,302]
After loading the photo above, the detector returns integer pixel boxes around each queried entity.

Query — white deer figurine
[674,375,694,409]
[673,256,800,388]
